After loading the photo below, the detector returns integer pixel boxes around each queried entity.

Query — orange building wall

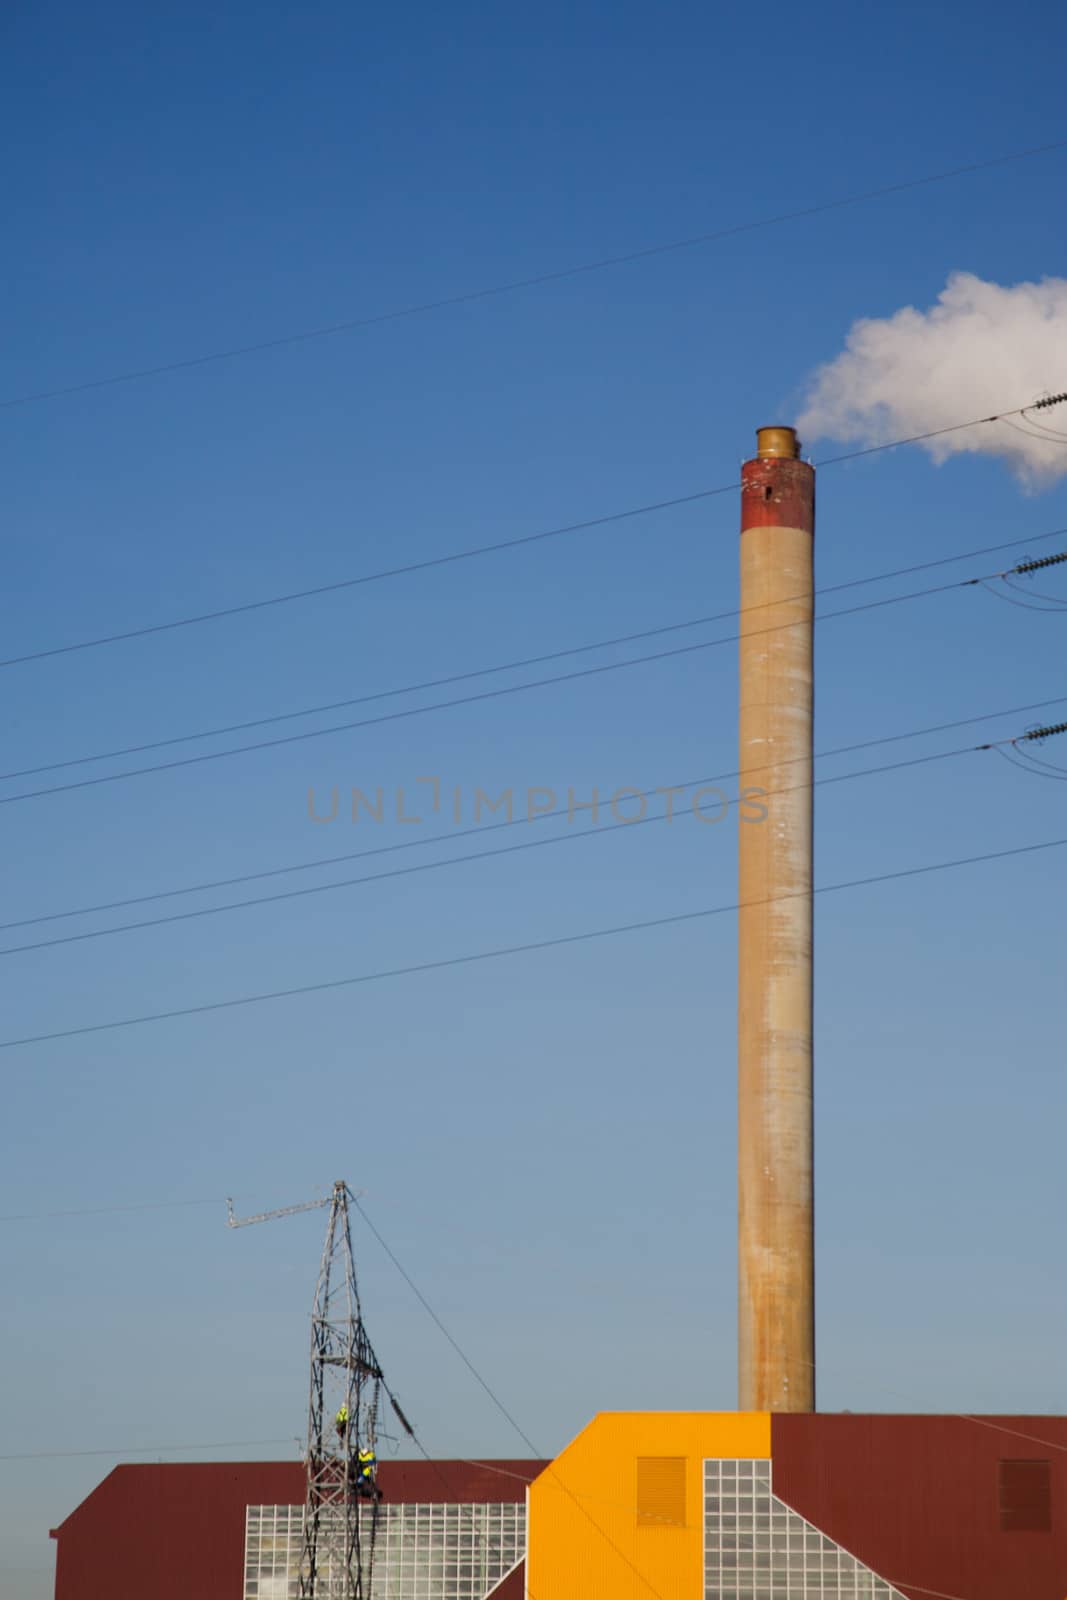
[526,1412,769,1600]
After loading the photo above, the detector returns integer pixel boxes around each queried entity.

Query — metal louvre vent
[999,1459,1052,1532]
[636,1456,687,1529]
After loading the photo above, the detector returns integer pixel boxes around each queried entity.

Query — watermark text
[307,780,769,827]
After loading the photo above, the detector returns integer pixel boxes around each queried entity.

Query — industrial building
[50,1458,540,1599]
[49,429,1067,1598]
[52,1412,1067,1598]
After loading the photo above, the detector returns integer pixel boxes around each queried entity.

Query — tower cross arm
[226,1195,332,1228]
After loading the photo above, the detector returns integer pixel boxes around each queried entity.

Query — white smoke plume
[797,272,1067,489]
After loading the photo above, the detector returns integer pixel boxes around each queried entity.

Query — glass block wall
[704,1460,908,1599]
[244,1501,526,1600]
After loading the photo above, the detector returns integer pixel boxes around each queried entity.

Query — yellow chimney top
[756,426,800,460]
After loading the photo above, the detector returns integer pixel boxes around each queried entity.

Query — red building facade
[772,1413,1067,1600]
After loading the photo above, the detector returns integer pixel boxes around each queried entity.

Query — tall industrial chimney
[737,424,815,1413]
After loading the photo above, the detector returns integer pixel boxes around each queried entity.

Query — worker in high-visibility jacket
[335,1405,349,1442]
[358,1446,381,1501]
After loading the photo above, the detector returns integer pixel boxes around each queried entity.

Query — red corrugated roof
[53,1459,543,1600]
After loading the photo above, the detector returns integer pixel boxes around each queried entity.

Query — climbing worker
[335,1404,349,1442]
[357,1445,381,1501]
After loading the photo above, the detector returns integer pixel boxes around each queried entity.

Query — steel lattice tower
[299,1181,385,1600]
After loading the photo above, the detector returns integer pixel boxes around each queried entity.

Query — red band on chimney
[741,457,815,534]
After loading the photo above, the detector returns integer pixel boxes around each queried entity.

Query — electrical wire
[1014,725,1067,763]
[3,399,1064,673]
[999,414,1067,448]
[0,1178,1056,1600]
[2,834,1063,1052]
[354,1197,672,1600]
[0,1438,297,1463]
[995,744,1067,780]
[354,1204,992,1600]
[887,1584,973,1600]
[980,579,1062,613]
[458,1460,541,1485]
[1001,574,1067,606]
[1,1189,1057,1600]
[1022,404,1067,440]
[5,138,1065,413]
[0,736,1037,960]
[948,1415,1067,1456]
[797,1356,1067,1462]
[1019,747,1067,771]
[4,692,1064,936]
[5,525,1064,785]
[0,487,728,670]
[354,1198,537,1460]
[981,568,1067,611]
[0,1197,220,1223]
[810,398,1063,466]
[0,604,746,781]
[0,572,1009,806]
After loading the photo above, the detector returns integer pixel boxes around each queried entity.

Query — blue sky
[3,0,1066,1591]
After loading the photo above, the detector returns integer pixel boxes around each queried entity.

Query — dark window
[636,1456,686,1528]
[999,1459,1051,1532]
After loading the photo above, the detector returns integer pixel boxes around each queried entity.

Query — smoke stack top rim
[756,425,800,460]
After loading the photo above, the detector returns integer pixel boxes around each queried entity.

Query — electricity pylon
[229,1181,410,1598]
[300,1180,384,1599]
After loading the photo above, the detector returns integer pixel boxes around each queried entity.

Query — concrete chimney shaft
[737,425,815,1412]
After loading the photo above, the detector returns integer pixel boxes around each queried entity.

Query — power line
[0,1190,1056,1600]
[5,706,1061,959]
[0,1177,1057,1600]
[993,720,1067,779]
[0,746,978,959]
[0,1197,219,1223]
[1017,573,1067,601]
[1020,404,1067,441]
[4,138,1064,413]
[5,525,1063,785]
[2,1318,1060,1481]
[355,1199,1064,1600]
[2,834,1062,1052]
[0,1206,585,1600]
[4,139,1062,412]
[813,393,1065,468]
[981,575,1067,613]
[3,399,1062,672]
[796,1352,1067,1461]
[354,1199,671,1600]
[949,1414,1067,1457]
[998,744,1067,780]
[0,487,726,670]
[0,1438,295,1464]
[885,1585,972,1600]
[354,1197,538,1458]
[0,598,730,780]
[3,696,1058,941]
[4,692,1063,936]
[0,571,1007,806]
[355,1209,987,1600]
